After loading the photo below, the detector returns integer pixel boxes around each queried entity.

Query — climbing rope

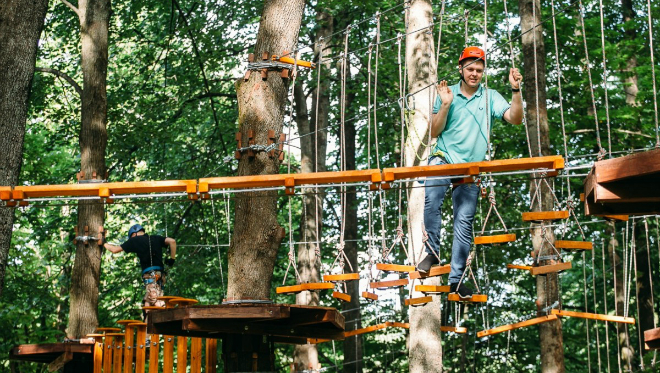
[597,0,612,157]
[590,248,603,372]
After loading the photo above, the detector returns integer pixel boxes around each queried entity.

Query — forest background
[1,0,660,371]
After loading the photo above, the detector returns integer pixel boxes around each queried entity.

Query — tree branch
[170,92,237,122]
[35,67,83,97]
[59,0,81,17]
[570,128,653,139]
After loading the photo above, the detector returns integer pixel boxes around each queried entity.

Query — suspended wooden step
[361,292,379,301]
[376,263,416,273]
[95,327,121,333]
[156,295,185,308]
[116,319,142,326]
[332,291,351,303]
[474,234,517,245]
[409,264,451,280]
[477,314,559,338]
[323,273,360,282]
[142,305,166,311]
[389,322,409,329]
[550,309,635,324]
[554,240,593,250]
[415,285,450,293]
[276,283,333,294]
[447,294,488,303]
[344,323,390,338]
[644,327,660,350]
[369,278,409,289]
[440,326,467,334]
[530,262,572,276]
[507,264,532,271]
[522,211,569,221]
[169,298,199,306]
[404,296,433,306]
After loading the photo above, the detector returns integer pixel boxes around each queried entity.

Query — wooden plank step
[116,319,142,326]
[447,294,488,303]
[415,285,451,293]
[550,309,635,324]
[522,211,569,221]
[169,298,199,306]
[554,240,593,250]
[7,180,197,199]
[530,262,572,276]
[95,327,121,333]
[477,314,558,338]
[376,263,416,272]
[440,326,468,334]
[332,291,351,303]
[404,296,433,306]
[276,283,334,294]
[323,273,360,282]
[369,279,409,289]
[344,323,390,338]
[507,264,532,271]
[409,264,451,279]
[604,215,629,221]
[389,322,409,329]
[361,292,378,301]
[474,234,517,245]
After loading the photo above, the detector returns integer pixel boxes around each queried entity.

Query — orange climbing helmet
[458,46,486,64]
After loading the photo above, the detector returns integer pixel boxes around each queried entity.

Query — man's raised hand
[509,68,522,89]
[437,80,453,105]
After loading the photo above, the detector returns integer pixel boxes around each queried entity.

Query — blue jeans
[423,156,479,284]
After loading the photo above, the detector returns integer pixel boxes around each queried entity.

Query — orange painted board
[148,335,160,373]
[163,335,174,373]
[96,327,122,332]
[134,325,147,373]
[323,273,360,282]
[604,215,629,221]
[477,314,558,338]
[169,298,199,306]
[200,169,380,191]
[12,180,196,199]
[116,319,142,326]
[447,294,488,303]
[332,291,351,302]
[190,338,202,373]
[369,278,409,289]
[362,292,379,301]
[593,148,660,183]
[404,296,433,306]
[415,285,451,293]
[112,336,123,373]
[93,341,103,373]
[474,234,517,245]
[205,338,218,373]
[554,240,593,250]
[0,187,12,201]
[507,264,532,271]
[644,327,660,342]
[522,211,569,221]
[551,309,635,324]
[276,282,333,294]
[389,322,410,329]
[440,326,468,334]
[274,55,316,69]
[376,263,416,272]
[176,336,187,373]
[123,325,136,373]
[102,336,113,373]
[409,264,451,279]
[344,323,389,337]
[530,262,572,276]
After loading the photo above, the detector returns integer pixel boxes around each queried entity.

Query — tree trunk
[405,1,442,372]
[227,0,305,369]
[620,0,639,106]
[519,0,565,371]
[292,9,332,371]
[66,0,110,338]
[0,0,49,296]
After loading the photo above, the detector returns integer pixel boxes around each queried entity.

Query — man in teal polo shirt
[417,46,523,298]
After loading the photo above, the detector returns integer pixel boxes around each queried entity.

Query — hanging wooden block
[521,211,569,221]
[409,264,451,279]
[447,294,488,303]
[368,278,408,289]
[440,326,467,334]
[323,273,359,282]
[415,285,450,293]
[404,296,433,306]
[332,291,351,303]
[276,283,333,294]
[474,233,516,245]
[361,292,378,301]
[554,240,593,250]
[529,261,572,276]
[375,263,416,273]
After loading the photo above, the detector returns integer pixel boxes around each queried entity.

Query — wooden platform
[584,148,660,216]
[9,341,94,371]
[148,303,345,344]
[644,327,660,350]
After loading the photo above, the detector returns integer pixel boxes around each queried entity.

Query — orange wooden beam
[440,326,467,334]
[522,211,569,221]
[332,291,351,303]
[530,262,572,276]
[323,273,360,282]
[404,296,433,306]
[344,323,390,338]
[477,314,558,338]
[415,285,450,293]
[276,282,333,294]
[169,298,199,307]
[550,309,635,324]
[369,278,409,289]
[361,292,378,301]
[507,264,532,271]
[272,55,316,69]
[554,240,593,250]
[474,234,516,245]
[376,263,416,272]
[447,294,488,303]
[8,180,196,199]
[409,264,451,279]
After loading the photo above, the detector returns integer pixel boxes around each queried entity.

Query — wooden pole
[148,334,160,373]
[176,336,187,373]
[131,322,148,373]
[162,335,174,373]
[190,338,202,373]
[205,338,218,373]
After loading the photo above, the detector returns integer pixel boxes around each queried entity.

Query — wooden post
[222,334,274,372]
[190,338,202,373]
[92,336,103,373]
[110,334,124,373]
[176,336,187,373]
[130,322,148,373]
[102,335,113,373]
[162,335,174,373]
[117,320,140,373]
[205,338,218,373]
[148,334,160,373]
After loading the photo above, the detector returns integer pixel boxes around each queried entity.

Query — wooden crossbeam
[369,279,409,289]
[507,264,532,271]
[361,292,378,301]
[415,285,450,293]
[530,262,572,276]
[376,263,416,272]
[332,291,351,303]
[382,155,563,185]
[550,309,635,324]
[440,326,467,334]
[272,55,316,69]
[474,234,517,245]
[554,240,593,250]
[3,180,197,200]
[409,264,451,279]
[389,322,409,329]
[477,315,558,338]
[344,323,390,338]
[447,294,488,303]
[404,296,433,306]
[521,211,569,221]
[323,273,360,282]
[276,283,333,294]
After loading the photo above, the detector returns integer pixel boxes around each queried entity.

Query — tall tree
[227,0,305,369]
[63,0,110,338]
[404,1,443,371]
[0,0,50,296]
[620,0,639,106]
[292,9,333,371]
[519,0,564,370]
